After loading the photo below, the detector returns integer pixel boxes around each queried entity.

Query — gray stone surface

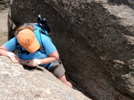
[0,1,91,100]
[0,56,90,100]
[0,0,10,10]
[0,9,8,45]
[6,0,134,100]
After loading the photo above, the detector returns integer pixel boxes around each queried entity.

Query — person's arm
[40,50,59,64]
[0,45,10,56]
[28,34,59,67]
[0,45,21,63]
[28,50,59,67]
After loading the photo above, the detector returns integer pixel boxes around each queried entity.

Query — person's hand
[27,59,41,67]
[6,52,21,63]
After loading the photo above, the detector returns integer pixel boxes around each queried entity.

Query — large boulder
[0,56,90,100]
[8,0,134,100]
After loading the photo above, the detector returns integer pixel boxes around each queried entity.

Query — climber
[0,25,73,88]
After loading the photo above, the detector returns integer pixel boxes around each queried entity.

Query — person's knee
[58,74,66,82]
[58,75,73,88]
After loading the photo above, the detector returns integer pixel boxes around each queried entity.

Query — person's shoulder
[9,37,17,42]
[4,37,17,47]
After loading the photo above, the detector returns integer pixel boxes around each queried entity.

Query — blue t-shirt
[4,34,56,68]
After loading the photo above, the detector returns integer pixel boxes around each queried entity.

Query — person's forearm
[0,48,18,60]
[0,48,11,56]
[0,48,21,63]
[0,45,13,56]
[40,56,59,65]
[39,50,59,65]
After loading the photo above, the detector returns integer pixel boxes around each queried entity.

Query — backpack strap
[34,25,48,53]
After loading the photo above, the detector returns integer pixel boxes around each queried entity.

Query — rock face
[0,0,10,10]
[0,0,10,45]
[0,56,90,100]
[0,9,8,45]
[8,0,134,100]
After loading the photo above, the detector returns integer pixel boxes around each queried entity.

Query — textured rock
[0,0,10,45]
[0,9,8,45]
[0,0,10,10]
[0,56,90,100]
[8,0,134,100]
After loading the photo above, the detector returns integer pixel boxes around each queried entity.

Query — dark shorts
[48,60,65,78]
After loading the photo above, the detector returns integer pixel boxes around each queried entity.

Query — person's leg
[58,74,72,88]
[48,60,72,88]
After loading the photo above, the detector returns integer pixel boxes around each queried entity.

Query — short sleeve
[41,34,56,55]
[4,37,17,51]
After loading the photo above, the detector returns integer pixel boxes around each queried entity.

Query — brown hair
[15,25,35,36]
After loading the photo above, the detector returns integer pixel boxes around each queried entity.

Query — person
[0,25,72,88]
